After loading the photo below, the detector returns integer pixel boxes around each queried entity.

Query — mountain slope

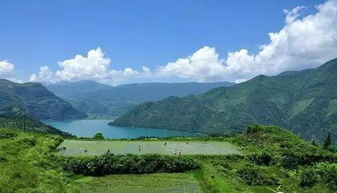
[0,79,86,120]
[46,81,234,117]
[0,115,71,136]
[112,58,337,142]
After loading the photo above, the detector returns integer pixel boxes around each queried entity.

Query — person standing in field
[138,145,141,152]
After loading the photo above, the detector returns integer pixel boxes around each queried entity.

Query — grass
[0,128,79,193]
[1,125,336,193]
[58,140,241,156]
[74,173,203,193]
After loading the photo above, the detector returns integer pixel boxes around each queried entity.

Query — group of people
[57,146,67,151]
[136,142,185,156]
[166,142,185,156]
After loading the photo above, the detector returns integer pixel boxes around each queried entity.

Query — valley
[1,0,337,192]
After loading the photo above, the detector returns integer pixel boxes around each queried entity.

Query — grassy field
[74,173,203,193]
[58,140,241,156]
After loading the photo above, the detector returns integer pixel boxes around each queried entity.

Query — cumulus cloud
[0,60,15,78]
[30,48,152,85]
[30,0,337,84]
[158,0,337,82]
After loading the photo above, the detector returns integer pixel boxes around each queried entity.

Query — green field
[58,140,240,156]
[74,173,203,193]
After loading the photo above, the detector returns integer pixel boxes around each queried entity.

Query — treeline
[62,153,200,176]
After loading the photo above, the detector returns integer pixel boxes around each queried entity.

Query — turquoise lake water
[44,119,199,139]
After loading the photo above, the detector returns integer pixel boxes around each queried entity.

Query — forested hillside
[112,58,337,142]
[46,81,233,117]
[0,115,70,136]
[0,79,86,120]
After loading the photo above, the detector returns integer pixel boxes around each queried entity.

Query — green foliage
[0,129,76,193]
[75,173,203,193]
[323,133,332,148]
[0,79,86,120]
[93,132,104,140]
[112,59,337,143]
[237,165,280,186]
[300,168,319,187]
[62,153,200,176]
[247,153,272,166]
[0,115,71,136]
[46,80,233,117]
[300,163,337,191]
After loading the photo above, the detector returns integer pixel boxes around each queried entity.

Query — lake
[44,119,200,139]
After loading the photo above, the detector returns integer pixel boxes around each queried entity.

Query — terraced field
[58,140,240,156]
[75,173,203,193]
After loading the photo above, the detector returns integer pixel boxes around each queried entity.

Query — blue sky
[1,0,336,85]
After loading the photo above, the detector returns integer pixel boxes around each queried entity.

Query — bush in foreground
[300,163,337,191]
[62,153,200,176]
[237,165,280,186]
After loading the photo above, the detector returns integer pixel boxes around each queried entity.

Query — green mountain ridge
[0,115,71,136]
[112,58,337,143]
[46,81,234,117]
[0,79,86,120]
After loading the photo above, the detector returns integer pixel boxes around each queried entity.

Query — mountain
[0,79,87,120]
[112,58,337,142]
[46,81,234,117]
[0,115,71,136]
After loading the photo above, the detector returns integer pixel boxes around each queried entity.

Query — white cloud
[0,60,15,78]
[157,46,226,82]
[158,0,337,82]
[29,66,55,83]
[30,48,152,85]
[30,0,337,84]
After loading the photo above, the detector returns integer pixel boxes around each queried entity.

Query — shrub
[237,166,279,186]
[245,124,260,134]
[247,153,272,165]
[281,152,337,169]
[0,130,17,139]
[93,133,104,140]
[62,153,200,176]
[298,163,337,191]
[314,163,337,191]
[299,168,318,187]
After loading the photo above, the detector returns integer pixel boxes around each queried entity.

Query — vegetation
[112,58,337,143]
[1,124,336,193]
[0,79,86,120]
[46,80,233,117]
[62,153,199,176]
[0,115,71,136]
[92,132,104,140]
[0,128,78,193]
[74,173,203,193]
[323,133,332,148]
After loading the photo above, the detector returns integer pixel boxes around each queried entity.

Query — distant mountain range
[112,58,337,142]
[46,81,234,117]
[0,79,86,120]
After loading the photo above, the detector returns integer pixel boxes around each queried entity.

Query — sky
[0,0,336,85]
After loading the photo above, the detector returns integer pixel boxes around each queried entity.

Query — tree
[323,133,331,149]
[93,132,104,140]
